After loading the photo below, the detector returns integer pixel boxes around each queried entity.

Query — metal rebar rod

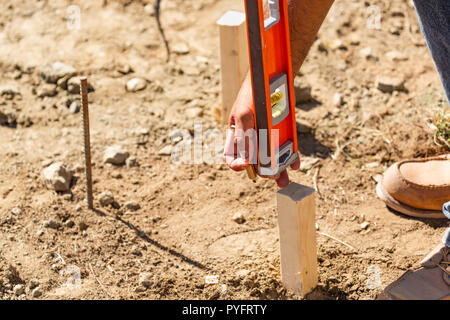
[80,77,94,210]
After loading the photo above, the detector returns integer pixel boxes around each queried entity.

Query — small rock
[126,157,138,167]
[294,78,312,103]
[386,51,408,62]
[361,222,370,230]
[64,220,75,228]
[236,269,250,278]
[232,212,246,224]
[103,146,130,165]
[0,85,21,100]
[110,171,122,179]
[139,272,153,288]
[43,219,61,230]
[172,43,190,55]
[42,162,73,192]
[131,245,142,256]
[337,61,347,71]
[332,93,344,107]
[158,145,172,156]
[124,201,140,212]
[40,62,76,84]
[32,287,42,298]
[99,191,115,207]
[79,221,89,231]
[37,84,57,98]
[126,78,147,92]
[135,128,149,136]
[377,76,405,93]
[13,284,25,296]
[67,77,94,94]
[29,279,40,290]
[11,207,22,215]
[365,162,379,169]
[328,39,346,50]
[360,47,378,61]
[69,101,80,114]
[144,4,155,16]
[186,107,203,119]
[349,34,360,46]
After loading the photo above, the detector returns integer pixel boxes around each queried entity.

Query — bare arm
[225,0,335,188]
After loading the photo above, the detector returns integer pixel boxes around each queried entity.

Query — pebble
[158,145,172,156]
[332,93,344,107]
[99,191,115,207]
[37,84,57,98]
[386,51,408,62]
[131,245,142,256]
[126,78,147,92]
[13,284,25,296]
[139,272,153,288]
[42,162,73,192]
[64,220,75,228]
[29,279,40,289]
[360,47,378,61]
[67,77,94,94]
[376,76,405,93]
[40,62,76,84]
[0,85,21,100]
[69,101,80,114]
[32,287,42,298]
[236,269,250,278]
[232,212,246,224]
[124,201,140,211]
[186,107,203,119]
[144,4,155,16]
[110,171,122,179]
[11,207,22,215]
[126,157,138,167]
[43,219,61,229]
[361,222,370,230]
[172,43,190,55]
[103,146,130,165]
[79,221,89,231]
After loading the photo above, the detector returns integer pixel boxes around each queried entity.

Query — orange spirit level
[244,0,298,178]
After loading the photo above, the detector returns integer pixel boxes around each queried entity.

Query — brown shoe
[420,244,450,286]
[376,155,450,219]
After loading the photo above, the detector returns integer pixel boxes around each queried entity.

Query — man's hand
[223,73,300,188]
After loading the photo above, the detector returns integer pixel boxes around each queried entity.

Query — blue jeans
[413,1,450,247]
[443,202,450,247]
[413,0,450,105]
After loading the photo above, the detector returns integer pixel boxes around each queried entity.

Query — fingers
[290,153,300,170]
[224,127,252,172]
[275,170,290,188]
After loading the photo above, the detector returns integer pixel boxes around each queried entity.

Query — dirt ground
[0,0,449,300]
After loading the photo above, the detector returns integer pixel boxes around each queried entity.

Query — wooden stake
[217,11,249,124]
[277,183,318,296]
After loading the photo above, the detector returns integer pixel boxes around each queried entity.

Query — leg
[412,0,450,104]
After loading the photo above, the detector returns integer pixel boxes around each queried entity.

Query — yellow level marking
[271,90,283,106]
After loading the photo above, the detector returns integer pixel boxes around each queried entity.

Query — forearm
[288,0,335,73]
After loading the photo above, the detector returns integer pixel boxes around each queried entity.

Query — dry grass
[432,107,450,149]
